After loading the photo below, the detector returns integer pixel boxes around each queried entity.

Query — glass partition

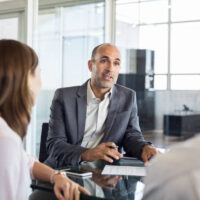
[34,1,105,156]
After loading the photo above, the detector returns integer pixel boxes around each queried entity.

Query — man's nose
[106,61,114,70]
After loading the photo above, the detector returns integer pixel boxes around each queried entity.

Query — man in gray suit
[45,43,158,168]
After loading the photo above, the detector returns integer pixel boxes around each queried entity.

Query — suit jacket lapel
[102,85,121,142]
[76,81,88,143]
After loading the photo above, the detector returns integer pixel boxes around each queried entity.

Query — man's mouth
[103,73,113,81]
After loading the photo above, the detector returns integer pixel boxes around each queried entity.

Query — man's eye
[100,59,107,63]
[114,62,120,66]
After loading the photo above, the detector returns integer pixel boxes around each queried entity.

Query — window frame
[115,0,200,91]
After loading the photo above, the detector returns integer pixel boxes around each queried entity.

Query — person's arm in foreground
[33,161,89,200]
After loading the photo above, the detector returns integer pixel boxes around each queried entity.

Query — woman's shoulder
[0,117,22,162]
[0,117,21,144]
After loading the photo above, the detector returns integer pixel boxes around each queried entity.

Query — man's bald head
[91,43,120,61]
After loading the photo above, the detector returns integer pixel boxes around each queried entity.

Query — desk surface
[29,159,145,200]
[143,130,187,148]
[30,131,186,200]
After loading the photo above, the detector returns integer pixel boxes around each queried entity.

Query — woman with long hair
[0,39,88,200]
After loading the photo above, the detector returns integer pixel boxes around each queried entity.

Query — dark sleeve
[122,92,150,159]
[46,89,87,167]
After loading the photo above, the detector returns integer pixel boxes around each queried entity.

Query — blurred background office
[0,0,200,157]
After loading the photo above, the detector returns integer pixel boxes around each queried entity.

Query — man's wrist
[140,142,153,157]
[146,141,153,146]
[81,149,89,162]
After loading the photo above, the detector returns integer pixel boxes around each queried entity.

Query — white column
[24,0,38,155]
[105,0,116,44]
[25,0,38,46]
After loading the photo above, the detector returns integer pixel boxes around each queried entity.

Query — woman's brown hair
[0,39,38,139]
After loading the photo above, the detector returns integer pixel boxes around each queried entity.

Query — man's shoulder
[114,84,136,96]
[52,85,83,101]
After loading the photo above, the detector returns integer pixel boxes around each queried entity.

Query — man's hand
[81,142,123,163]
[141,144,159,166]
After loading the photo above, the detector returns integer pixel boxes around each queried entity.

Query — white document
[102,165,146,176]
[157,147,169,153]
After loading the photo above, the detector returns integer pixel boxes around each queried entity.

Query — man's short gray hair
[91,43,118,61]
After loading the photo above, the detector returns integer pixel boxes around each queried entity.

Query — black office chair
[39,123,49,163]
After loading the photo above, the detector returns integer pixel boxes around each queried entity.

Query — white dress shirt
[81,81,112,148]
[0,116,36,200]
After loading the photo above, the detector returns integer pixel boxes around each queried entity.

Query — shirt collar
[87,80,113,104]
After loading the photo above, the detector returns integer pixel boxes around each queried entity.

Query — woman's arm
[32,161,89,200]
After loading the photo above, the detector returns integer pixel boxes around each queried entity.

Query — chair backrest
[39,123,49,162]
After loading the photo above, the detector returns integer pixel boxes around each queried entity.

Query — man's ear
[88,60,93,72]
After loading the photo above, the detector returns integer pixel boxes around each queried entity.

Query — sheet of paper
[157,147,169,153]
[102,165,146,176]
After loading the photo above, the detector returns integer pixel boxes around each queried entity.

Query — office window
[171,22,200,74]
[171,0,200,21]
[116,0,200,90]
[154,75,167,90]
[171,75,200,90]
[116,0,168,91]
[0,17,18,39]
[139,25,168,74]
[139,0,168,24]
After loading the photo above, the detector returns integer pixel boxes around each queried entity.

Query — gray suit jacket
[45,80,148,168]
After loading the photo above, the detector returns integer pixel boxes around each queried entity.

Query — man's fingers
[104,142,117,148]
[113,150,123,158]
[98,145,123,161]
[142,145,159,166]
[106,150,120,160]
[110,148,123,158]
[153,148,159,155]
[102,155,114,163]
[83,142,123,162]
[107,148,123,160]
[142,153,148,166]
